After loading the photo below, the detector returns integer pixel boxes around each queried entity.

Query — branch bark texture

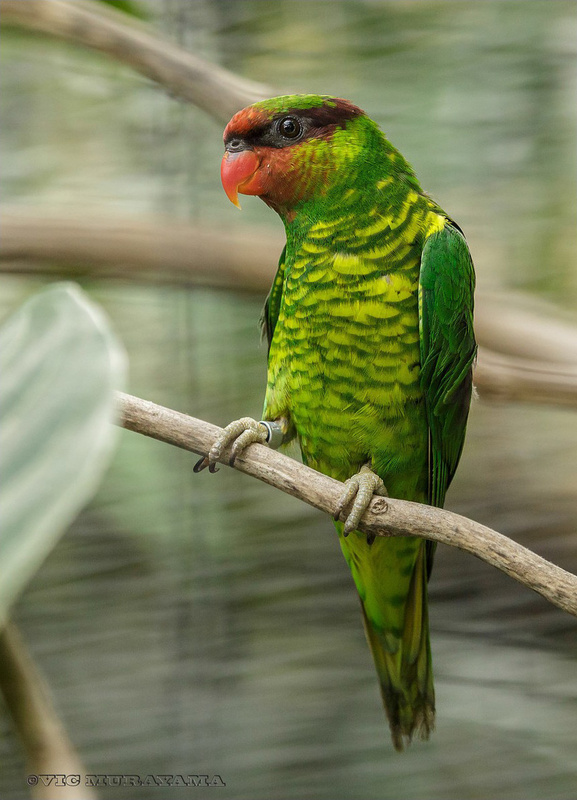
[118,392,577,618]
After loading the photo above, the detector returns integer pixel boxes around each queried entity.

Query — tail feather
[359,542,435,751]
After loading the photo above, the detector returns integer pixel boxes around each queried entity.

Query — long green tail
[338,527,435,751]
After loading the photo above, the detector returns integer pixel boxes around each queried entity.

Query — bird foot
[193,417,269,473]
[334,465,388,539]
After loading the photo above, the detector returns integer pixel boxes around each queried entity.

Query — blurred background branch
[0,624,96,800]
[3,206,577,409]
[0,0,271,123]
[0,206,275,293]
[118,391,577,618]
[475,348,577,409]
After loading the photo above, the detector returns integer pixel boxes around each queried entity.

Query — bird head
[221,94,377,220]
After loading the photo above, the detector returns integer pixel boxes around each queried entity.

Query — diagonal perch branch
[117,392,577,618]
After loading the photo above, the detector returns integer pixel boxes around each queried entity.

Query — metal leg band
[259,420,284,450]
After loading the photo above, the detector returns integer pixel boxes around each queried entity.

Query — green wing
[260,245,286,353]
[419,223,477,510]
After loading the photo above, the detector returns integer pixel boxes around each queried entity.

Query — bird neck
[278,131,424,254]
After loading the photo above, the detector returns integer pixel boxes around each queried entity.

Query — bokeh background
[1,1,577,798]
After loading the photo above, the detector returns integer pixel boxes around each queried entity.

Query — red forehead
[223,106,270,140]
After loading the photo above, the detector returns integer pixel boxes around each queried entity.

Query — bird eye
[277,117,302,140]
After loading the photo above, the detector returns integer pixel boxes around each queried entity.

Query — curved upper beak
[220,149,260,209]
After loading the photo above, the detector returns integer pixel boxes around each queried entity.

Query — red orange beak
[220,149,261,209]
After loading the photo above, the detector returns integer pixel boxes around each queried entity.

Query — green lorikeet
[198,94,476,750]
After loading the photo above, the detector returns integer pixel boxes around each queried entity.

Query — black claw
[343,528,350,538]
[366,532,376,546]
[193,456,209,473]
[208,462,219,474]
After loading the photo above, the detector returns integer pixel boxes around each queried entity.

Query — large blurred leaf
[0,283,126,624]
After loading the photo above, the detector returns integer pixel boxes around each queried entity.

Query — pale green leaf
[0,283,127,623]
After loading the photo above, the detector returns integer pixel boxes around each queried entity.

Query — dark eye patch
[224,100,362,152]
[256,114,311,148]
[225,115,310,151]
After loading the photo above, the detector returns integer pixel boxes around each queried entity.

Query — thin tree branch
[0,623,96,800]
[117,391,577,618]
[0,0,271,124]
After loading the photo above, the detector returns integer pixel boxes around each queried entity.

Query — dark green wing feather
[260,245,287,353]
[419,223,477,511]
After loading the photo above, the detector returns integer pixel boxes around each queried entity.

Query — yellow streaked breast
[332,252,378,276]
